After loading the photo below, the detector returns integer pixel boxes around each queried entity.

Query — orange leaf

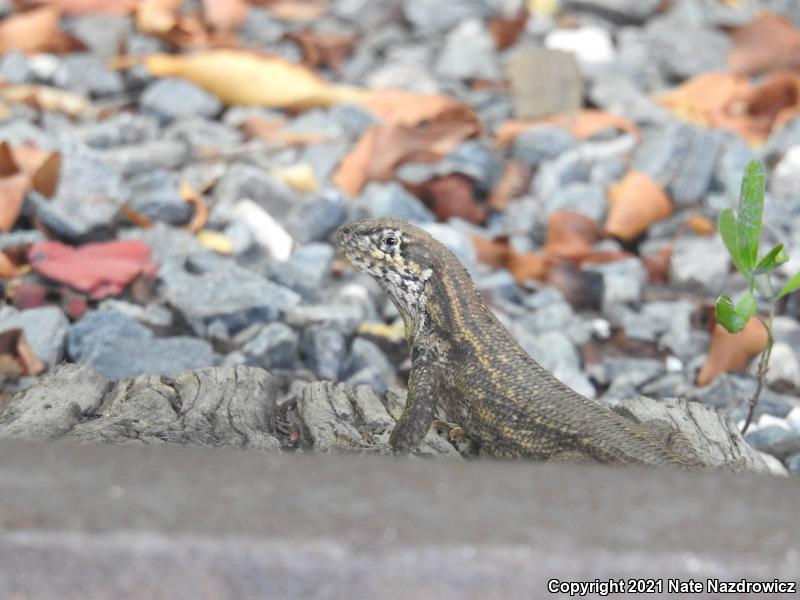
[0,251,16,278]
[416,174,487,224]
[0,6,63,54]
[12,0,136,15]
[686,213,714,236]
[495,110,639,146]
[334,91,481,196]
[30,151,60,198]
[507,251,549,284]
[489,8,528,50]
[241,116,332,145]
[180,183,209,233]
[202,0,249,32]
[136,0,182,35]
[0,173,30,232]
[729,13,800,76]
[545,211,602,260]
[253,0,327,20]
[472,235,511,268]
[696,319,768,387]
[605,171,672,241]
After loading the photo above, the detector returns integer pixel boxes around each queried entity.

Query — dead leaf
[121,203,154,228]
[253,0,327,20]
[686,213,714,236]
[144,50,372,109]
[289,28,355,73]
[487,160,532,210]
[180,183,209,233]
[496,110,640,146]
[11,0,136,15]
[0,84,94,117]
[202,0,248,32]
[334,91,481,196]
[271,163,319,193]
[241,116,331,145]
[490,8,528,50]
[605,171,672,241]
[416,174,486,224]
[643,246,672,284]
[28,240,158,300]
[545,211,603,260]
[0,251,17,278]
[471,235,511,268]
[136,0,182,35]
[0,6,84,54]
[729,13,800,76]
[696,318,768,387]
[507,251,549,284]
[196,229,233,254]
[0,173,30,232]
[0,328,45,376]
[30,152,60,198]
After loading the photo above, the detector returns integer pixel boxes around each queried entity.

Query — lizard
[337,217,704,468]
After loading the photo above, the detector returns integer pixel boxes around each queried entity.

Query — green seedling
[716,159,800,433]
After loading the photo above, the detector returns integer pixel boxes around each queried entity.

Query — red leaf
[28,240,158,300]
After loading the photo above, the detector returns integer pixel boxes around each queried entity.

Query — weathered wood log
[0,364,778,472]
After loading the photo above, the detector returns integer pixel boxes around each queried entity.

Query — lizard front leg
[389,348,442,453]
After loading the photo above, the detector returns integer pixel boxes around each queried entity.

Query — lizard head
[336,218,445,330]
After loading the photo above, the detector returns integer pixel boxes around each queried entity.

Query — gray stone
[620,300,694,343]
[634,122,724,205]
[745,425,800,459]
[771,146,800,201]
[0,230,46,250]
[67,311,219,380]
[507,47,583,119]
[301,137,352,182]
[645,14,730,80]
[160,260,301,338]
[285,191,349,243]
[689,373,800,421]
[72,112,159,149]
[240,7,286,46]
[787,452,800,474]
[346,366,394,393]
[344,337,396,388]
[127,169,193,225]
[329,103,379,139]
[241,322,298,370]
[563,0,662,22]
[517,330,595,398]
[545,182,607,222]
[715,138,758,199]
[583,258,647,312]
[213,163,298,222]
[0,307,68,367]
[97,299,173,330]
[440,140,504,192]
[268,243,335,301]
[0,51,31,84]
[30,141,127,240]
[140,77,222,123]
[530,150,593,200]
[766,117,800,159]
[588,75,671,126]
[301,325,347,381]
[518,300,574,334]
[403,0,490,34]
[52,53,125,97]
[356,182,435,223]
[596,357,666,390]
[512,125,577,166]
[63,14,134,59]
[164,117,244,150]
[121,223,207,265]
[669,234,729,296]
[759,342,800,390]
[100,139,190,176]
[0,121,56,150]
[285,303,367,335]
[419,222,477,268]
[436,19,500,81]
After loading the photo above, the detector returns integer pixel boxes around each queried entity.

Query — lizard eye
[382,234,398,248]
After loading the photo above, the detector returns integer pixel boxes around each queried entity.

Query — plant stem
[741,309,774,435]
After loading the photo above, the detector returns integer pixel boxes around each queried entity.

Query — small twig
[741,311,774,435]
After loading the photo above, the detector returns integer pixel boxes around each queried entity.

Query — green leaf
[777,271,800,298]
[715,294,747,333]
[735,291,757,323]
[755,243,788,275]
[736,159,766,271]
[719,208,746,273]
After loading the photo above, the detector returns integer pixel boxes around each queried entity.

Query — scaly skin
[337,218,703,468]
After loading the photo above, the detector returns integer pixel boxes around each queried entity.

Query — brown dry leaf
[0,328,45,376]
[334,91,481,196]
[471,235,511,268]
[202,0,249,32]
[0,6,83,54]
[495,110,640,146]
[0,84,94,117]
[0,173,29,232]
[0,251,17,278]
[686,213,714,236]
[545,211,602,260]
[136,0,182,35]
[696,319,768,387]
[490,8,528,50]
[487,160,532,210]
[144,50,372,109]
[507,251,549,284]
[643,246,672,284]
[241,116,331,145]
[729,13,800,76]
[12,0,136,15]
[253,0,327,20]
[30,151,60,198]
[290,29,355,73]
[605,171,672,241]
[121,203,154,228]
[416,174,487,224]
